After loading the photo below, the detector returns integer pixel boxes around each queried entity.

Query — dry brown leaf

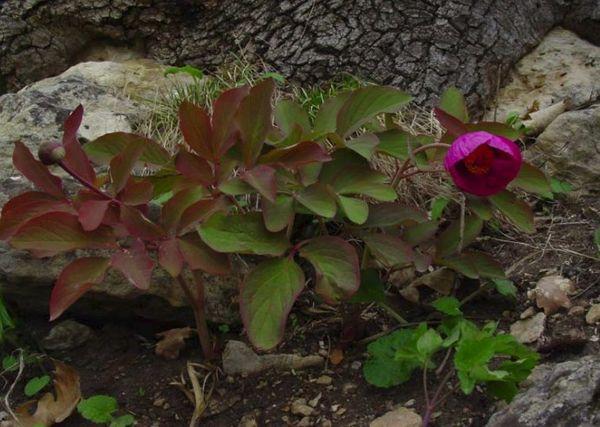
[13,361,81,427]
[329,348,344,366]
[533,275,574,315]
[155,327,193,360]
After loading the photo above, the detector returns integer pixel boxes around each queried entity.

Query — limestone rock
[42,319,92,351]
[486,355,600,426]
[510,312,546,344]
[586,304,600,325]
[370,407,422,427]
[485,28,600,123]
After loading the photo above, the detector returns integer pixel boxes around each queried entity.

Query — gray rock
[42,319,92,350]
[485,28,600,123]
[486,355,600,427]
[222,340,323,376]
[530,105,600,191]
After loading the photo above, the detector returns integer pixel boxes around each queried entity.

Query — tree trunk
[0,0,597,113]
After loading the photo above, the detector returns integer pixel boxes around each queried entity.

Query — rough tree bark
[0,0,598,112]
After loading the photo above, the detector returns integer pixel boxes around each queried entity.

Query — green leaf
[84,132,170,166]
[331,167,397,201]
[345,133,379,160]
[313,92,352,136]
[337,196,369,225]
[336,86,412,137]
[439,87,469,122]
[417,329,443,359]
[2,355,18,372]
[218,177,254,196]
[241,165,277,202]
[274,99,310,135]
[436,215,483,257]
[295,184,337,218]
[350,269,388,304]
[164,64,204,79]
[493,279,518,298]
[403,220,439,246]
[178,233,231,276]
[440,250,505,280]
[236,79,275,165]
[241,258,305,350]
[430,196,450,221]
[489,190,535,233]
[550,178,573,194]
[467,196,493,220]
[364,202,427,228]
[24,375,51,397]
[161,187,207,232]
[432,296,462,316]
[110,414,136,427]
[363,234,414,268]
[466,122,523,141]
[77,395,118,423]
[375,129,410,159]
[261,71,286,83]
[512,163,552,197]
[262,195,295,232]
[299,236,360,303]
[198,212,289,256]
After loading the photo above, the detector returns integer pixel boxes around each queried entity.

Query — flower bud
[38,141,66,165]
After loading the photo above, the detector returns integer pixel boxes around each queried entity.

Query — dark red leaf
[118,178,154,206]
[179,101,213,160]
[433,107,468,137]
[0,192,74,240]
[111,239,155,290]
[12,141,64,198]
[109,139,145,194]
[10,212,116,256]
[174,150,214,186]
[178,195,230,233]
[259,141,331,169]
[178,233,231,275]
[241,165,277,202]
[78,199,111,231]
[119,205,165,240]
[49,257,110,321]
[160,187,207,233]
[61,105,97,184]
[211,86,250,157]
[158,238,184,277]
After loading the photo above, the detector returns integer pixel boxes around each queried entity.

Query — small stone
[585,304,600,324]
[370,407,422,427]
[42,320,92,351]
[350,361,362,370]
[153,398,166,407]
[308,393,322,408]
[321,420,332,427]
[162,403,170,410]
[315,375,333,385]
[342,383,357,394]
[404,399,415,407]
[331,404,340,412]
[520,307,536,319]
[238,413,258,427]
[568,306,585,316]
[291,399,314,417]
[297,416,311,427]
[510,312,546,344]
[335,407,346,416]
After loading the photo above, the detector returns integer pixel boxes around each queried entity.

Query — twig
[3,350,24,423]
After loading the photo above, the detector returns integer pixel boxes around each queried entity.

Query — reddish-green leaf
[436,215,483,257]
[49,257,110,321]
[178,196,229,233]
[84,132,170,166]
[111,239,155,290]
[174,150,214,186]
[511,162,552,197]
[241,258,305,350]
[262,194,295,232]
[78,199,111,231]
[299,236,360,303]
[211,86,250,157]
[177,233,231,275]
[274,99,310,135]
[258,141,331,169]
[0,192,74,239]
[345,133,379,160]
[434,107,468,137]
[295,183,337,218]
[332,166,397,201]
[313,92,351,136]
[179,101,212,159]
[489,190,535,233]
[158,238,184,277]
[61,105,96,183]
[120,205,165,240]
[403,220,439,246]
[363,234,414,267]
[467,196,493,220]
[241,165,277,202]
[440,250,505,280]
[198,212,289,256]
[10,212,115,256]
[12,141,64,198]
[337,195,369,225]
[118,178,153,206]
[109,139,145,193]
[236,79,275,166]
[337,86,412,137]
[363,202,427,228]
[161,187,207,233]
[439,87,469,122]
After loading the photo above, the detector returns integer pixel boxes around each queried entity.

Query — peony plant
[0,82,552,360]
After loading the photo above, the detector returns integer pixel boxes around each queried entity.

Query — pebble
[369,407,422,427]
[291,399,314,417]
[153,398,166,407]
[520,307,536,319]
[297,416,311,427]
[315,375,332,385]
[510,312,546,344]
[404,399,415,407]
[308,393,322,408]
[568,306,586,316]
[350,361,362,370]
[585,303,600,324]
[342,382,357,394]
[321,420,332,427]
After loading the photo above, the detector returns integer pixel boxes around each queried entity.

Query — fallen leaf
[533,275,574,315]
[13,361,81,427]
[155,327,193,360]
[329,348,344,366]
[399,284,420,303]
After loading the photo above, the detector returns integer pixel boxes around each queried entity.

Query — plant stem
[58,161,118,203]
[379,302,408,324]
[422,368,455,427]
[176,274,215,360]
[391,143,450,188]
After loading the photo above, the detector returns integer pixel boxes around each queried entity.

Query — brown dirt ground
[2,193,599,427]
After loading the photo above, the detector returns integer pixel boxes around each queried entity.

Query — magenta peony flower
[444,131,522,197]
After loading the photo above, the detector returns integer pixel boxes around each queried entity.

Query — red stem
[391,143,450,188]
[58,161,119,203]
[177,274,215,360]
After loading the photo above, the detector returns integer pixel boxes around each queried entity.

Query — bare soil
[2,194,599,427]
